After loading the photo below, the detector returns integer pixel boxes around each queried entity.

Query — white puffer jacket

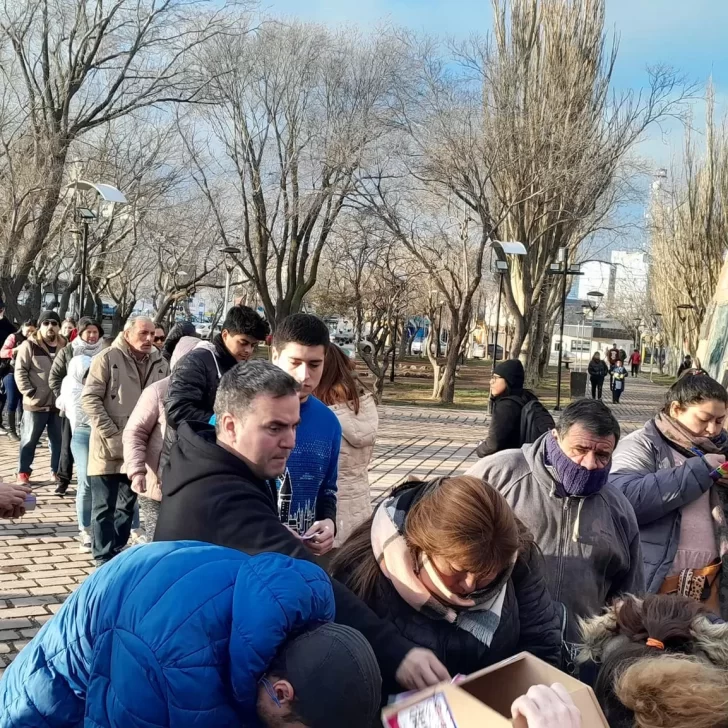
[329,393,379,547]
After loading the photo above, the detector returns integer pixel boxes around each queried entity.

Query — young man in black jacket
[155,360,449,693]
[165,305,269,431]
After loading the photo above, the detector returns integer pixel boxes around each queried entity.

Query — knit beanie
[78,317,102,336]
[37,310,61,326]
[494,359,525,390]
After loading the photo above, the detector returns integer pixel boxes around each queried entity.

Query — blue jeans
[4,373,22,412]
[71,425,91,530]
[19,410,62,475]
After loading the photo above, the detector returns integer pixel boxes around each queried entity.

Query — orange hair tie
[646,638,665,650]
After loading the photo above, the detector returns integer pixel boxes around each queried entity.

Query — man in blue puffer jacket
[0,541,382,728]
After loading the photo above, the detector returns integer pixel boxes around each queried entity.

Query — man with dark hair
[271,313,340,554]
[467,398,643,664]
[155,359,449,694]
[15,310,67,484]
[165,305,269,432]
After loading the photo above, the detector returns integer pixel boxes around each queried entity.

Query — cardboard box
[381,652,608,727]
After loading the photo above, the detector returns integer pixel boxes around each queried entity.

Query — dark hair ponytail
[663,371,728,413]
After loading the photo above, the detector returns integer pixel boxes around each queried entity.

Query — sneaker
[17,472,30,485]
[130,528,148,545]
[54,475,69,496]
[8,430,20,442]
[78,530,92,553]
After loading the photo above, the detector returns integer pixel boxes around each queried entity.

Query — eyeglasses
[41,321,59,328]
[154,336,166,343]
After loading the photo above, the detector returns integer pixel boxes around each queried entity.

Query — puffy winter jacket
[330,393,379,546]
[467,434,644,644]
[0,541,335,728]
[56,356,92,431]
[609,419,715,592]
[49,337,105,398]
[165,334,237,430]
[123,337,199,502]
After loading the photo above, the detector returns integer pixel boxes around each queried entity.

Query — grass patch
[368,358,565,410]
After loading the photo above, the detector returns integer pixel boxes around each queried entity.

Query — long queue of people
[0,304,727,727]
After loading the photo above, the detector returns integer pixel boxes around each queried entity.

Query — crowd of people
[0,304,727,727]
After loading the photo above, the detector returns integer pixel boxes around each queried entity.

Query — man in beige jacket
[15,310,66,485]
[82,316,168,565]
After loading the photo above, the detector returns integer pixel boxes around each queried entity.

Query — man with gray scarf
[467,399,644,669]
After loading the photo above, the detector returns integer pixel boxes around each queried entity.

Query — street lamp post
[585,291,604,367]
[66,181,127,317]
[548,248,583,411]
[220,246,242,313]
[491,260,508,372]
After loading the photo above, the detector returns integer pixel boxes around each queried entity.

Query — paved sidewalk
[0,375,668,671]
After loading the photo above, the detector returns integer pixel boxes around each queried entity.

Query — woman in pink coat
[123,336,199,540]
[314,344,379,547]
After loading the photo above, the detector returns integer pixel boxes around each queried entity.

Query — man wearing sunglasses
[14,310,67,485]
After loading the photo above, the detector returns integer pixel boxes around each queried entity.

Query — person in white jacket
[314,344,379,547]
[56,355,93,551]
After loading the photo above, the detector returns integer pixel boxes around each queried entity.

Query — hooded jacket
[154,421,417,688]
[0,541,335,728]
[14,331,67,411]
[49,335,105,398]
[81,334,169,476]
[56,355,92,432]
[330,393,379,546]
[609,419,715,592]
[123,336,200,502]
[466,434,644,644]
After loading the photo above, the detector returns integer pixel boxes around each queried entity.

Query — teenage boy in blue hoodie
[272,313,341,555]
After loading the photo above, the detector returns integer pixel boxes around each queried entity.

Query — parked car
[485,344,504,361]
[195,320,213,338]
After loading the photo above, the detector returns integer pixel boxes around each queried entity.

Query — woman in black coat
[331,475,561,698]
[588,352,609,400]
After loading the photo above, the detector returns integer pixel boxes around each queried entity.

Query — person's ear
[219,412,238,442]
[272,679,296,709]
[271,346,280,363]
[668,402,682,420]
[551,428,559,442]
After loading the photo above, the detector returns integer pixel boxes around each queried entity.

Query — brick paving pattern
[0,375,668,671]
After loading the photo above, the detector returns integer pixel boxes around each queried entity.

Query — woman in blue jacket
[0,541,378,728]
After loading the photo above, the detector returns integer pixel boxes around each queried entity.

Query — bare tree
[179,21,403,327]
[0,0,243,321]
[452,0,691,381]
[650,87,728,364]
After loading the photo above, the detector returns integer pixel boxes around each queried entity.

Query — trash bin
[569,371,588,401]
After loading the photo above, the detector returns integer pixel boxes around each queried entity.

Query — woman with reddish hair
[314,345,379,546]
[331,475,560,696]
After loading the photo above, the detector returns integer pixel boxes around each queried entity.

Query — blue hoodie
[0,541,334,727]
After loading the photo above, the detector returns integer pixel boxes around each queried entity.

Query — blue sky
[266,0,728,164]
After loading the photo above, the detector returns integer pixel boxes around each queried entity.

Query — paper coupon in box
[384,692,457,728]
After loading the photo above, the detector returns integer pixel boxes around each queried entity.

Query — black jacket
[587,360,608,381]
[476,389,536,458]
[165,334,237,429]
[338,541,560,693]
[154,421,415,686]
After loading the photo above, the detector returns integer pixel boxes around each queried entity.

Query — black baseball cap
[274,623,381,728]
